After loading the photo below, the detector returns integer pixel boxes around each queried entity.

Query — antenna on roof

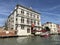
[11,11,13,13]
[29,6,32,9]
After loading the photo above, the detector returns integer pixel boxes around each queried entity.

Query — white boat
[40,32,50,37]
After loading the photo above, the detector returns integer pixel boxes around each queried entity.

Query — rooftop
[16,4,40,14]
[8,4,41,18]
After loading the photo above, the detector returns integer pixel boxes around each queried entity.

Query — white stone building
[42,22,58,34]
[7,5,41,36]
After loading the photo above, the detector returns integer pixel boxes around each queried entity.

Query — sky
[0,0,60,27]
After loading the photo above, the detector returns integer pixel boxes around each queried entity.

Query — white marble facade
[7,5,41,36]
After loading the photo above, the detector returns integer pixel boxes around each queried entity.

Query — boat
[40,32,50,37]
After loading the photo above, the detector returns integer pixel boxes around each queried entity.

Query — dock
[0,30,18,38]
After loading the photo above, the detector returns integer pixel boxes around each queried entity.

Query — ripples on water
[0,35,60,45]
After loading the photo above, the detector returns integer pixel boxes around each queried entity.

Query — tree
[4,22,8,30]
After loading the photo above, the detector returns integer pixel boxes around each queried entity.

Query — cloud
[49,5,60,10]
[43,5,60,11]
[41,11,60,24]
[0,19,7,24]
[41,11,60,17]
[41,11,60,21]
[0,18,7,26]
[0,7,10,17]
[0,3,13,19]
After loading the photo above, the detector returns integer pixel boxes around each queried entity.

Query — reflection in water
[0,38,18,45]
[17,37,28,44]
[16,36,39,45]
[51,35,60,45]
[51,35,60,41]
[0,35,60,45]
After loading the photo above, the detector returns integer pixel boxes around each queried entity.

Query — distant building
[0,27,3,30]
[0,27,4,30]
[42,22,58,34]
[57,25,60,33]
[7,4,41,36]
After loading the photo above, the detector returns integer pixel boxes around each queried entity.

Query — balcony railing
[16,14,40,21]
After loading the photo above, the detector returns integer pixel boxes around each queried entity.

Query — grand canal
[0,35,60,45]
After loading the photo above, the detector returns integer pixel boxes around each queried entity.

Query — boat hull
[40,32,50,37]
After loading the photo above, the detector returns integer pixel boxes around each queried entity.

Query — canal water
[0,35,60,45]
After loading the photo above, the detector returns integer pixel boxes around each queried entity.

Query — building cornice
[8,4,41,19]
[16,24,41,28]
[16,4,41,14]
